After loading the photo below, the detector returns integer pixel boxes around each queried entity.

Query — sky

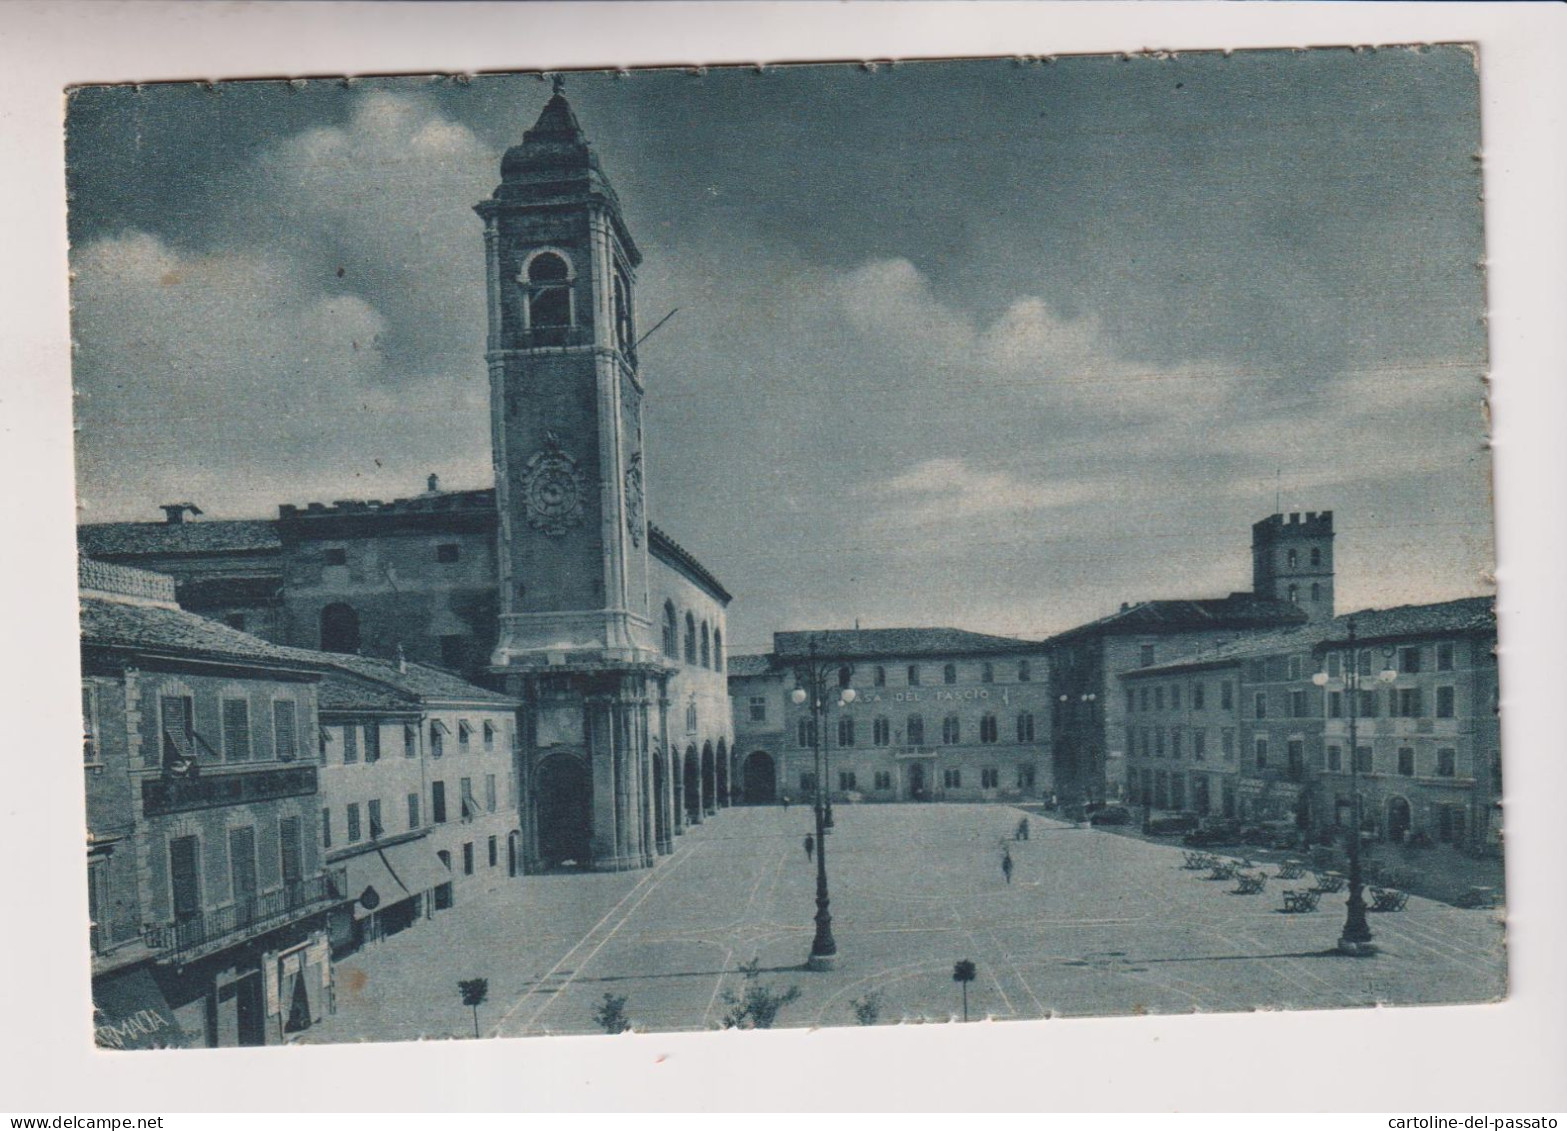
[66,49,1494,654]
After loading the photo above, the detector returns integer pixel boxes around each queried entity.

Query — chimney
[396,644,408,674]
[1120,602,1130,612]
[426,473,440,494]
[159,503,203,525]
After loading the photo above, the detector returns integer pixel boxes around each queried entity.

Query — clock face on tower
[520,430,588,536]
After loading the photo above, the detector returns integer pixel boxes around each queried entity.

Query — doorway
[1387,796,1412,843]
[536,754,592,867]
[906,762,926,801]
[234,971,265,1047]
[742,751,776,804]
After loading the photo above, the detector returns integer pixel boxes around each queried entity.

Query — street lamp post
[791,641,854,971]
[1313,617,1396,957]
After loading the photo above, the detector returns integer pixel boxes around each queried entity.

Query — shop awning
[382,839,453,896]
[93,966,189,1049]
[343,848,408,920]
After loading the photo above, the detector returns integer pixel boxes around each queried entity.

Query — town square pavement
[298,804,1506,1043]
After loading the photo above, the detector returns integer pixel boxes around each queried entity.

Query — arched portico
[701,741,716,814]
[534,753,592,868]
[716,738,730,807]
[683,744,701,825]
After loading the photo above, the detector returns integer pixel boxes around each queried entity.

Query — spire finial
[552,74,566,96]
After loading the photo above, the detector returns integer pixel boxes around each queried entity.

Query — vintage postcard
[69,50,1501,1050]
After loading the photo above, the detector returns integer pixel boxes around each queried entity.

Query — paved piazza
[302,805,1506,1043]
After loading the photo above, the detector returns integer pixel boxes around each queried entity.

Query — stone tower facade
[477,85,666,871]
[1252,511,1335,625]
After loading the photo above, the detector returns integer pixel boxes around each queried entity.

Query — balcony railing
[143,867,348,964]
[142,765,317,817]
[513,326,594,350]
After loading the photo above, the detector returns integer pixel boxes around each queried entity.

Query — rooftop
[1046,593,1309,647]
[725,654,774,679]
[305,653,519,710]
[78,520,281,558]
[773,627,1039,661]
[81,596,324,673]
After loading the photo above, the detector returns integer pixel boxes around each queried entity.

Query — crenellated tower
[1252,510,1335,624]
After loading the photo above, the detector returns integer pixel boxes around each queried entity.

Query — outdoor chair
[1370,887,1409,912]
[1233,871,1266,895]
[1281,889,1320,913]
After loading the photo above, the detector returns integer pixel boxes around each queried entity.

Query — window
[942,715,961,745]
[837,717,855,747]
[662,603,678,658]
[324,547,348,566]
[1437,642,1455,672]
[1254,692,1268,720]
[1171,728,1182,759]
[1141,728,1151,758]
[1192,729,1206,761]
[981,767,1000,788]
[1019,661,1032,682]
[1140,644,1155,668]
[460,777,477,821]
[1017,764,1037,789]
[701,622,711,669]
[873,717,891,746]
[1016,712,1035,743]
[222,698,252,762]
[320,602,360,654]
[1155,728,1166,758]
[1126,688,1136,714]
[489,836,499,868]
[1327,745,1342,772]
[979,714,998,744]
[458,720,472,754]
[1436,686,1455,718]
[1290,690,1308,718]
[1311,547,1322,567]
[1358,690,1380,718]
[525,251,573,333]
[1192,683,1205,710]
[612,268,634,353]
[1287,739,1304,780]
[368,799,383,839]
[686,702,698,733]
[436,543,460,563]
[1171,685,1181,710]
[684,614,697,665]
[486,773,497,812]
[1355,746,1372,773]
[874,770,893,790]
[1437,748,1456,777]
[82,684,98,764]
[981,663,994,684]
[404,723,418,758]
[1288,656,1302,681]
[1329,691,1343,718]
[838,771,857,791]
[799,772,816,793]
[341,723,358,764]
[463,842,475,876]
[713,630,723,673]
[1398,688,1423,718]
[1310,583,1321,602]
[907,665,921,687]
[1154,687,1164,711]
[837,666,852,689]
[408,792,421,829]
[1400,647,1422,674]
[1140,687,1150,711]
[1221,728,1235,760]
[272,701,298,762]
[943,663,957,685]
[943,768,962,789]
[874,666,886,688]
[1327,652,1341,678]
[364,723,380,763]
[1398,747,1415,776]
[321,807,332,849]
[797,719,816,748]
[1220,682,1233,711]
[907,714,924,746]
[1254,737,1268,769]
[346,803,362,844]
[1358,650,1373,677]
[432,722,447,759]
[749,697,767,723]
[1287,548,1298,568]
[1170,774,1186,810]
[483,721,496,751]
[432,781,447,823]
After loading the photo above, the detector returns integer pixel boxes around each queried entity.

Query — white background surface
[0,1,1562,1113]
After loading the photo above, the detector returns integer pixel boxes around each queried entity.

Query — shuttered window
[273,701,298,762]
[222,698,251,762]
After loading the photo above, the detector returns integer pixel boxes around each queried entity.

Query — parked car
[1088,805,1132,826]
[1146,812,1200,836]
[1183,818,1243,847]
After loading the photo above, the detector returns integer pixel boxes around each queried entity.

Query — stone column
[586,694,619,869]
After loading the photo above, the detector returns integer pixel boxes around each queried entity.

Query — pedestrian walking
[781,793,790,811]
[804,832,815,863]
[1001,849,1014,884]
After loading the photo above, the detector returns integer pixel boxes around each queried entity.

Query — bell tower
[478,80,655,669]
[477,83,663,872]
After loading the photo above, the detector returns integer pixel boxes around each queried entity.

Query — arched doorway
[742,751,776,804]
[535,754,592,867]
[716,739,730,806]
[320,602,360,654]
[1387,796,1412,844]
[701,742,716,813]
[683,745,701,824]
[652,748,668,847]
